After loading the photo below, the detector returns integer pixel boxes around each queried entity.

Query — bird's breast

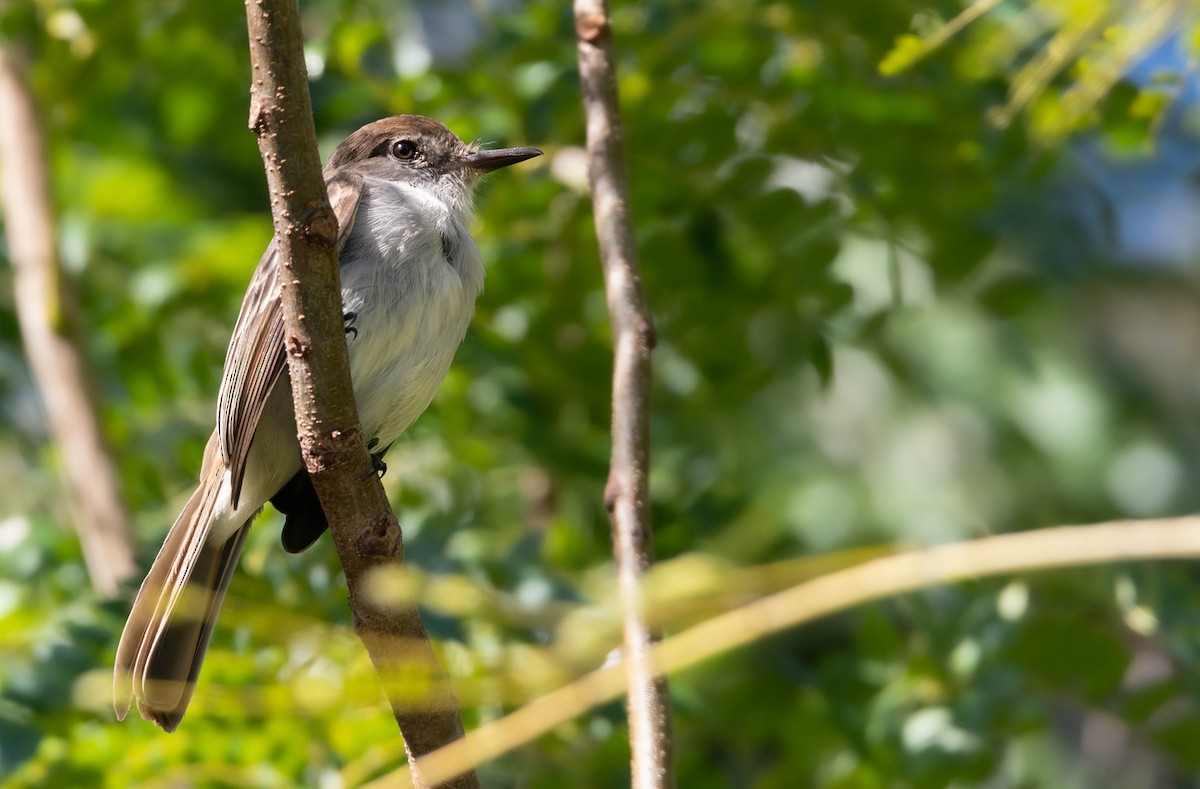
[336,180,485,447]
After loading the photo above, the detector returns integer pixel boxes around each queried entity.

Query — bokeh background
[4,0,1200,786]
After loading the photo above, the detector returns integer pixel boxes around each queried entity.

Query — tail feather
[114,476,251,731]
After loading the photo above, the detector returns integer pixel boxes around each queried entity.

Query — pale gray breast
[336,178,484,447]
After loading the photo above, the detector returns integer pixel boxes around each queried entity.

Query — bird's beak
[463,147,543,172]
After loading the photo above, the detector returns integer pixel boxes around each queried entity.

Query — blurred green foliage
[880,0,1191,143]
[4,0,1200,786]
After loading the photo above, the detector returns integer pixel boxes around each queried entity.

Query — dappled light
[5,0,1200,786]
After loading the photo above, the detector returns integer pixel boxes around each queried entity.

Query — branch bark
[0,47,136,598]
[241,3,474,786]
[574,3,673,788]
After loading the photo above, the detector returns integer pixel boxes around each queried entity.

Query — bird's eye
[391,140,418,160]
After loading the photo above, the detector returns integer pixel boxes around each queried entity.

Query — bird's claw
[361,442,388,480]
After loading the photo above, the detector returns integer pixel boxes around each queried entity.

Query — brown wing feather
[217,171,365,506]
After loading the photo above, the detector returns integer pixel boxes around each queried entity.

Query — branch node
[603,476,620,512]
[302,203,339,248]
[248,96,268,134]
[575,9,609,43]
[356,514,402,559]
[285,332,309,358]
[639,317,658,351]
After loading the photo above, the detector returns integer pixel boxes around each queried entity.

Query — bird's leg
[370,453,387,478]
[363,438,389,479]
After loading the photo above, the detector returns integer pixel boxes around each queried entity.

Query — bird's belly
[342,252,475,448]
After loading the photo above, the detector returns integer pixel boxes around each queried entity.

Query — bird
[114,115,541,731]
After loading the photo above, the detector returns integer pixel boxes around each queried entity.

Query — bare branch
[574,2,672,788]
[406,515,1200,784]
[241,2,474,785]
[0,47,135,598]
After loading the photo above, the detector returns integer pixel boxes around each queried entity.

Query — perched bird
[114,115,541,731]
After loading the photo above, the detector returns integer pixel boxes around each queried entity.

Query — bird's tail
[114,475,250,732]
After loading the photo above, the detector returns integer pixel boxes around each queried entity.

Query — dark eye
[391,140,418,160]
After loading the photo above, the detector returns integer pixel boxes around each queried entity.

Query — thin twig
[0,47,135,598]
[574,2,671,788]
[400,515,1200,784]
[241,2,474,786]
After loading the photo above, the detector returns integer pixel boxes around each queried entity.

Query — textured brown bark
[242,2,475,786]
[574,2,673,787]
[0,48,136,598]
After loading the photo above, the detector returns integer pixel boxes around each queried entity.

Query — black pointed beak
[463,147,543,172]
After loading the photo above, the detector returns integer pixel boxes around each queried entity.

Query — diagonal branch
[574,2,672,788]
[0,47,135,598]
[241,2,475,786]
[404,515,1200,784]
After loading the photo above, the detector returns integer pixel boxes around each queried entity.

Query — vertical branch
[0,47,136,598]
[241,2,475,786]
[574,3,673,788]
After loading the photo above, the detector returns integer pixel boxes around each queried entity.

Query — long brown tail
[114,477,250,732]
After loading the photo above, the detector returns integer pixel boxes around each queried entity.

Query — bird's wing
[216,170,365,506]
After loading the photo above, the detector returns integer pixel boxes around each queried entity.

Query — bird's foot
[362,439,388,480]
